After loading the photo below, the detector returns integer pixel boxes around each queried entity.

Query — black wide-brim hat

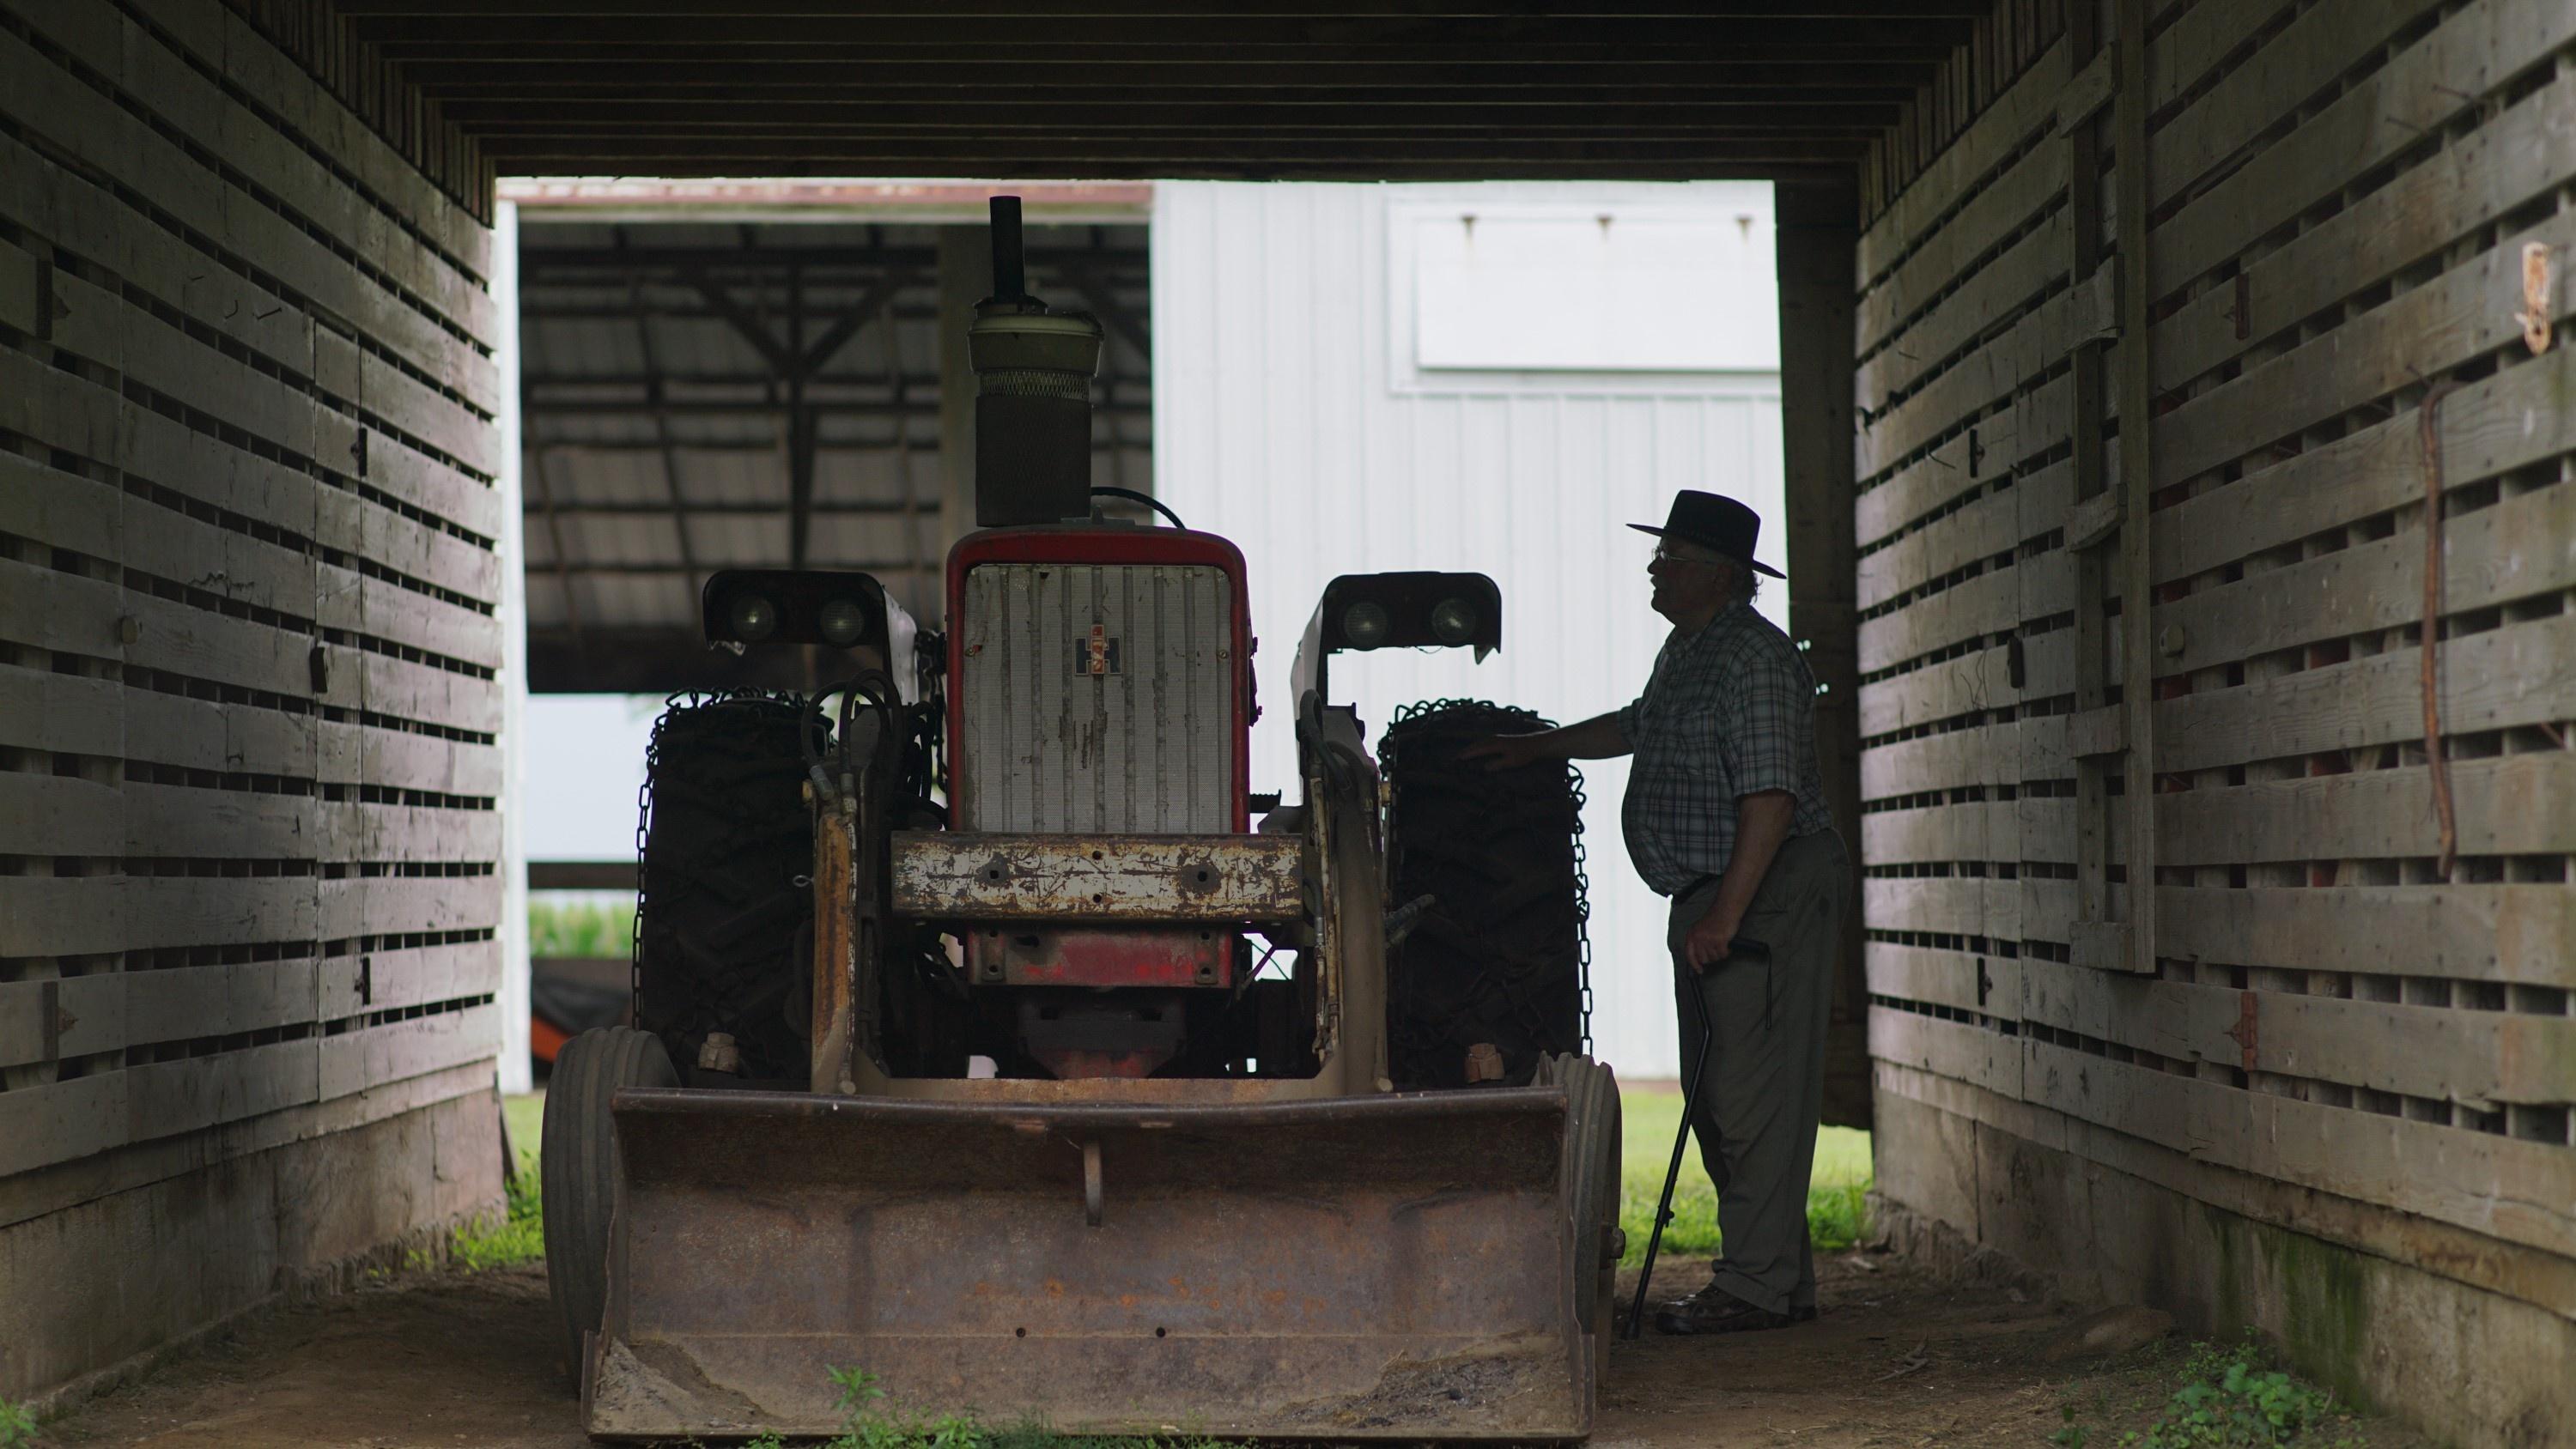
[1630,490,1785,578]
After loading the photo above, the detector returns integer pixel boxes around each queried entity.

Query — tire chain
[1379,699,1595,1088]
[633,691,828,1081]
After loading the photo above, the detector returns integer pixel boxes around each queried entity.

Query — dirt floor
[33,1247,2438,1449]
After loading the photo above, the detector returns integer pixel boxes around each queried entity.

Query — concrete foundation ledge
[0,1087,505,1416]
[1872,1094,2576,1449]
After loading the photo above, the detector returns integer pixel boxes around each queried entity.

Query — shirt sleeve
[1716,642,1813,799]
[1615,697,1643,748]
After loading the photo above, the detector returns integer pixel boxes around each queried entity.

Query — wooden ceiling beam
[350,15,1971,47]
[341,0,1988,17]
[395,59,1928,88]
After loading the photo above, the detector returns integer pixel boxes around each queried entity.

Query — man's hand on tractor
[1461,734,1550,772]
[1683,900,1746,973]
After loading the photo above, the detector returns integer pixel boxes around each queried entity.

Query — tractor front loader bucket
[583,1086,1590,1442]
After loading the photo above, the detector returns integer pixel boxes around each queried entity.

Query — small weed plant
[2094,1337,2366,1449]
[0,1396,38,1448]
[736,1367,1231,1449]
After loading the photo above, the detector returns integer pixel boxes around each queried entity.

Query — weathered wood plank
[0,25,489,406]
[1858,39,2070,287]
[2156,884,2575,985]
[0,129,317,383]
[2154,209,2576,490]
[0,666,123,757]
[312,488,502,606]
[2148,0,2576,297]
[0,876,319,956]
[1858,458,2074,614]
[318,942,501,1020]
[350,650,501,736]
[124,783,317,860]
[1857,367,2080,541]
[1860,549,2075,676]
[1860,270,2109,482]
[1862,718,2060,799]
[348,725,504,800]
[2154,479,2576,676]
[196,0,493,285]
[124,688,315,779]
[2145,0,2300,112]
[316,874,502,940]
[0,773,126,858]
[316,801,503,864]
[2019,960,2576,1107]
[2150,343,2576,585]
[2156,612,2576,774]
[2146,0,2433,208]
[1862,876,2026,941]
[313,566,501,672]
[316,1004,500,1102]
[0,1058,491,1233]
[2154,69,2576,395]
[2020,1036,2575,1254]
[125,1039,319,1149]
[1862,801,2015,864]
[1866,941,2021,1020]
[0,961,325,1071]
[1859,628,2078,740]
[1870,1005,2023,1100]
[13,0,496,350]
[1858,143,2073,366]
[2159,750,2576,866]
[1859,210,2072,415]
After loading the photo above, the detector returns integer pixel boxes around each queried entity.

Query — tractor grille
[958,562,1233,833]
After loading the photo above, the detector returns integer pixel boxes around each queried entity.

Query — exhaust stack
[969,196,1105,527]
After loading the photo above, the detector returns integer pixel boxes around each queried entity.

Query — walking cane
[1623,935,1771,1339]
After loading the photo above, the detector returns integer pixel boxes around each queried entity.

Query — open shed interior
[0,2,2569,1444]
[516,213,1151,693]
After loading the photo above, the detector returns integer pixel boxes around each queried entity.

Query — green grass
[450,1091,548,1270]
[1617,1084,1873,1265]
[529,895,635,957]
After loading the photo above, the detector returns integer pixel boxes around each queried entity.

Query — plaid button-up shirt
[1616,603,1836,896]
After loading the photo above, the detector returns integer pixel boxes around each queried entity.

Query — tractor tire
[541,1026,678,1388]
[1379,702,1588,1089]
[635,694,825,1084]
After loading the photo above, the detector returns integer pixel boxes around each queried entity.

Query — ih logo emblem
[1074,622,1121,676]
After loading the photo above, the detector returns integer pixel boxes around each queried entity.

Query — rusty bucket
[583,1086,1589,1442]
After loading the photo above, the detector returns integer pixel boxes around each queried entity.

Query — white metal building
[1151,180,1788,1076]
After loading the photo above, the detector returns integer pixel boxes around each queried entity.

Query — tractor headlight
[727,592,779,642]
[1341,600,1392,649]
[1429,596,1478,646]
[817,597,868,647]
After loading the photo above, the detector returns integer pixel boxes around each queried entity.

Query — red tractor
[542,198,1617,1441]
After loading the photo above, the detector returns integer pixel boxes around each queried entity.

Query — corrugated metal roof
[518,217,1151,651]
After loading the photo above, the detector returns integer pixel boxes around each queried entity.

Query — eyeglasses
[1650,545,1722,568]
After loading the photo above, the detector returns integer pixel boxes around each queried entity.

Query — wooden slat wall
[1857,0,2576,1305]
[0,0,501,1247]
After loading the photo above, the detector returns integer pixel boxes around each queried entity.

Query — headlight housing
[1428,596,1478,646]
[1341,600,1392,649]
[817,596,869,647]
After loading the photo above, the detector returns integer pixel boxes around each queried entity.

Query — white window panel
[1406,201,1778,375]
